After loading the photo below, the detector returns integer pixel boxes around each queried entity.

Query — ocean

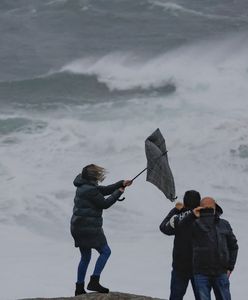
[0,1,248,299]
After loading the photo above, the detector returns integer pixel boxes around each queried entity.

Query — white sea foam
[148,0,241,20]
[150,1,205,16]
[46,0,69,5]
[45,0,90,11]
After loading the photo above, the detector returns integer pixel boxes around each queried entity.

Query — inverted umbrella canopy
[145,128,176,201]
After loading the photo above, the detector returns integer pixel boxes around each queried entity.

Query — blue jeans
[170,269,200,300]
[194,274,231,300]
[77,244,111,283]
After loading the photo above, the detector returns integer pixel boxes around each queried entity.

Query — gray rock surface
[20,291,166,300]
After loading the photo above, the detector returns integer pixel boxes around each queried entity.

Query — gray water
[1,0,248,107]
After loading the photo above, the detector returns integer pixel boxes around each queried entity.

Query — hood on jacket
[73,174,84,187]
[73,174,97,187]
[216,203,223,216]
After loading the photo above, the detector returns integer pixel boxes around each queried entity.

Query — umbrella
[132,128,176,201]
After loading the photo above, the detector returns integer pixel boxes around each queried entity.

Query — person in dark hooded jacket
[178,197,238,300]
[160,190,201,300]
[70,164,132,295]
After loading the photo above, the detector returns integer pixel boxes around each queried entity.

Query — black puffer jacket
[70,175,124,249]
[178,208,239,276]
[160,207,196,276]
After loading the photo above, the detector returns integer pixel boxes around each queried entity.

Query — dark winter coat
[160,207,196,276]
[70,175,124,249]
[178,209,239,276]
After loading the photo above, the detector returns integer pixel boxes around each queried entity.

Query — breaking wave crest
[2,31,248,107]
[0,72,176,105]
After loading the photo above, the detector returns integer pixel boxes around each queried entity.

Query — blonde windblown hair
[81,164,106,182]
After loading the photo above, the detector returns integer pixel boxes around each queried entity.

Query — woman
[70,164,132,295]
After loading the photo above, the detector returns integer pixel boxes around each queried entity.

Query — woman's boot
[87,275,109,293]
[75,282,86,295]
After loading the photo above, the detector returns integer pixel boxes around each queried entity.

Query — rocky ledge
[20,291,166,300]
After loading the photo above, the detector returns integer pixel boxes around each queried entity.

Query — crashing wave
[0,64,176,105]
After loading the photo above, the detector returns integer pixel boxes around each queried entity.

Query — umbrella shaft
[131,167,147,181]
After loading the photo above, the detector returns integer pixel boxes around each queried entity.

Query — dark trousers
[170,269,200,300]
[194,274,231,300]
[77,244,111,283]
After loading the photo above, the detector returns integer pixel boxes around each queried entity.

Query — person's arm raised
[159,202,183,235]
[175,206,203,229]
[98,179,133,195]
[90,187,124,209]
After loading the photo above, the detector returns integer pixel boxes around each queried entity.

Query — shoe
[75,282,86,295]
[87,275,109,293]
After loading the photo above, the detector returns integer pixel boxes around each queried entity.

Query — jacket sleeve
[89,188,123,209]
[97,180,124,195]
[226,222,239,271]
[176,211,197,229]
[159,208,180,235]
